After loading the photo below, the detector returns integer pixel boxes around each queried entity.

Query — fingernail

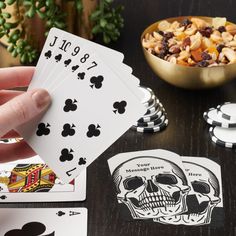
[32,89,51,110]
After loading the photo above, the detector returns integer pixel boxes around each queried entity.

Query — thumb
[0,89,51,137]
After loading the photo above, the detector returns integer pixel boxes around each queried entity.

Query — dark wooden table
[2,0,236,235]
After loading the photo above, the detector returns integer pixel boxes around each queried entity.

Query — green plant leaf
[6,0,16,5]
[90,10,101,21]
[0,2,6,9]
[100,18,107,28]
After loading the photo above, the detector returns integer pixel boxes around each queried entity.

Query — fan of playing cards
[16,27,157,183]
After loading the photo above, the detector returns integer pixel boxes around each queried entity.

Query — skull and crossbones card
[108,149,223,227]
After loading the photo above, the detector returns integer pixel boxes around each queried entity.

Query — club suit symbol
[63,99,78,112]
[4,222,55,236]
[113,101,127,114]
[78,157,86,165]
[0,195,7,200]
[77,72,85,80]
[56,211,66,217]
[64,59,72,67]
[36,123,51,136]
[61,124,76,137]
[59,148,74,162]
[86,124,101,137]
[90,75,104,89]
[72,65,79,72]
[55,54,62,62]
[44,50,52,59]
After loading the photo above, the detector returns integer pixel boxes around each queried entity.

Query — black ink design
[55,54,62,62]
[44,50,52,59]
[59,148,74,162]
[57,211,66,217]
[113,101,127,114]
[64,59,72,67]
[0,195,7,200]
[72,65,79,72]
[86,124,101,137]
[62,124,76,137]
[77,72,85,80]
[66,167,77,177]
[69,211,81,216]
[4,222,55,236]
[36,123,51,136]
[90,75,104,89]
[78,157,86,165]
[63,99,78,112]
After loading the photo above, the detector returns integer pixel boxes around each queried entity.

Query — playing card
[0,155,86,202]
[155,156,224,227]
[17,51,146,183]
[0,208,87,236]
[29,28,125,91]
[108,149,191,220]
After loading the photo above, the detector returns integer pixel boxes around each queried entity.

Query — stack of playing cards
[203,102,236,149]
[16,27,147,184]
[132,86,168,133]
[108,149,224,227]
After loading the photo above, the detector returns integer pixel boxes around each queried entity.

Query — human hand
[0,67,51,162]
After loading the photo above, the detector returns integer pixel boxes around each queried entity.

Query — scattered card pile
[203,102,236,149]
[108,149,223,226]
[132,86,168,133]
[16,27,147,183]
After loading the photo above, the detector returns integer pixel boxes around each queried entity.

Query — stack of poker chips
[132,86,168,133]
[203,102,236,149]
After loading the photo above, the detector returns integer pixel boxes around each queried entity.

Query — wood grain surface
[1,0,236,235]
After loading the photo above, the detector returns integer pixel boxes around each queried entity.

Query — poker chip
[137,108,164,123]
[209,126,236,149]
[132,119,168,133]
[203,107,236,128]
[217,102,236,122]
[139,86,156,108]
[135,113,166,127]
[144,100,162,116]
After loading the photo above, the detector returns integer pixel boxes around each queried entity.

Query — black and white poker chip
[203,107,236,128]
[132,118,168,133]
[209,126,236,149]
[217,102,236,122]
[144,100,162,116]
[135,113,166,127]
[139,86,155,108]
[138,107,164,123]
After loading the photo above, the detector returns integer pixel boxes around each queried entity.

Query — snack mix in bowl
[142,17,236,67]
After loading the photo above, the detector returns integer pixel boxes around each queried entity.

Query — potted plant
[0,0,124,64]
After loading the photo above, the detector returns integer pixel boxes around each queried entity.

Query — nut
[142,39,156,49]
[167,54,177,64]
[210,30,223,43]
[187,57,196,66]
[158,20,171,31]
[226,24,236,36]
[222,32,233,42]
[184,23,197,36]
[169,45,181,54]
[178,50,190,60]
[191,17,208,29]
[153,31,163,40]
[227,40,236,47]
[190,32,202,50]
[222,47,236,63]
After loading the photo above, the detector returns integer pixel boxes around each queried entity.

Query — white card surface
[0,208,87,236]
[17,28,146,183]
[0,155,86,202]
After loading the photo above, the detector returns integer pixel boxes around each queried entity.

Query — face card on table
[17,53,146,183]
[0,155,86,202]
[0,208,87,236]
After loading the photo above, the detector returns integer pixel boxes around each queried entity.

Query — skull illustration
[112,156,190,219]
[156,161,221,225]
